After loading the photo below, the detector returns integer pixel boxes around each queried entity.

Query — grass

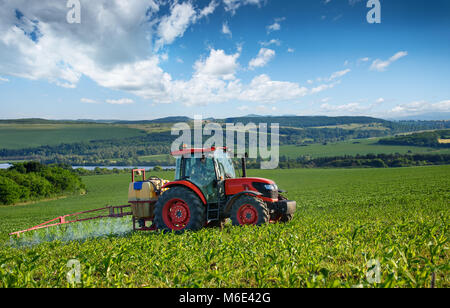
[280,138,450,158]
[0,124,146,149]
[0,166,449,288]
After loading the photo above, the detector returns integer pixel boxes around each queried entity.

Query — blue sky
[0,0,449,120]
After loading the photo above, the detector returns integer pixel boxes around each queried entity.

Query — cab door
[182,157,219,204]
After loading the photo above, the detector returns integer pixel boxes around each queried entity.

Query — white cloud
[260,39,281,47]
[287,48,295,53]
[194,49,240,79]
[390,100,450,116]
[81,98,100,104]
[0,0,160,89]
[156,2,197,49]
[358,57,370,63]
[0,76,9,82]
[267,17,286,33]
[240,74,308,103]
[160,53,169,62]
[106,98,135,105]
[375,97,385,104]
[320,102,370,114]
[0,1,342,108]
[249,48,275,70]
[199,0,219,18]
[223,0,265,14]
[311,81,340,94]
[222,22,232,37]
[328,69,351,81]
[156,1,219,49]
[370,51,408,72]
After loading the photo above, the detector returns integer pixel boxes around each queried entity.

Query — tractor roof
[171,147,227,157]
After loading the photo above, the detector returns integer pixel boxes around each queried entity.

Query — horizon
[0,0,449,120]
[1,113,449,122]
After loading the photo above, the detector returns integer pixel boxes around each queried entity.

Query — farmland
[280,138,450,159]
[0,166,448,288]
[1,117,449,166]
[0,124,146,149]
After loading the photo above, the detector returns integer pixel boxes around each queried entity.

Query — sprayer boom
[9,205,132,237]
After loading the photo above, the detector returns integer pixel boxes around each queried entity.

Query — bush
[0,162,86,205]
[0,176,22,205]
[22,173,53,198]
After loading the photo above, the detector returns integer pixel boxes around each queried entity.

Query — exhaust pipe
[241,152,248,178]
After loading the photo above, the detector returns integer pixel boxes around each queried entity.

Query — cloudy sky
[0,0,449,120]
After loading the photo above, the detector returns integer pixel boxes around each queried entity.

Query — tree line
[0,162,85,205]
[244,153,450,169]
[378,130,450,148]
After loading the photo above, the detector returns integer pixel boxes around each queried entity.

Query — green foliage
[379,130,450,148]
[0,167,448,288]
[244,153,450,169]
[153,166,163,172]
[0,176,22,205]
[0,162,85,205]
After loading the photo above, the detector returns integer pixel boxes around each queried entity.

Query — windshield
[214,150,236,179]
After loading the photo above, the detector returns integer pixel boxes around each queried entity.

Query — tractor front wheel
[230,195,269,226]
[154,186,206,232]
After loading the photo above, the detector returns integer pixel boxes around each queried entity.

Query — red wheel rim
[162,198,191,231]
[237,204,259,225]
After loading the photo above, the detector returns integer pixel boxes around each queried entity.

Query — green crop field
[0,124,146,149]
[0,167,449,288]
[280,138,450,159]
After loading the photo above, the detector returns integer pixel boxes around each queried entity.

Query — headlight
[264,184,277,191]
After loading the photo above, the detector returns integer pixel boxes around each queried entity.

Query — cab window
[214,150,236,179]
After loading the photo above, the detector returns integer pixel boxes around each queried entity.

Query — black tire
[154,186,206,233]
[230,195,269,226]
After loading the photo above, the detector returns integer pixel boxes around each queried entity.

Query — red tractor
[153,147,296,232]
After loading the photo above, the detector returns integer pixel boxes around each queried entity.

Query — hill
[0,116,450,166]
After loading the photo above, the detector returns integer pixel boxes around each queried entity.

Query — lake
[0,163,12,169]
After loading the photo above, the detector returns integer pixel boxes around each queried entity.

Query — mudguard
[162,181,207,205]
[224,190,263,214]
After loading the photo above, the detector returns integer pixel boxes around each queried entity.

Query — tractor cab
[172,147,235,204]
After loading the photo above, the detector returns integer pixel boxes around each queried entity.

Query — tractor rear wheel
[154,186,206,233]
[230,195,269,226]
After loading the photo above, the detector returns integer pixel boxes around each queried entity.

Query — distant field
[313,123,389,131]
[280,138,450,158]
[138,154,175,164]
[0,166,448,287]
[0,124,146,149]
